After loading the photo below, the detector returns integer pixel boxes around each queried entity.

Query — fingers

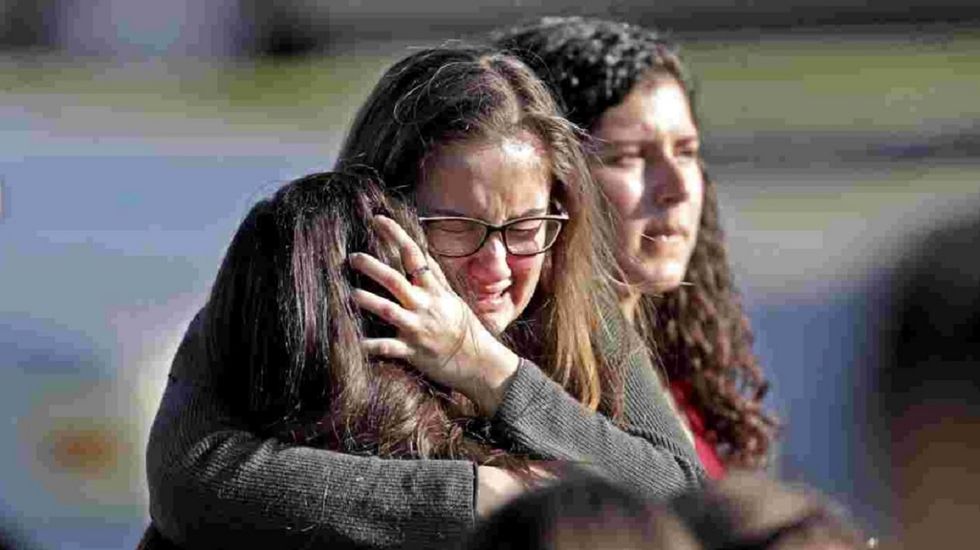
[349,252,419,309]
[362,338,412,360]
[352,288,416,329]
[423,250,452,288]
[374,215,439,289]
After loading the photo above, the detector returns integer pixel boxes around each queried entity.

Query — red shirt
[669,380,726,480]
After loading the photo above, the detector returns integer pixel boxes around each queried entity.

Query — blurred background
[2,1,978,548]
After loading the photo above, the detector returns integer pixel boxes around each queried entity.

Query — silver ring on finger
[407,264,430,284]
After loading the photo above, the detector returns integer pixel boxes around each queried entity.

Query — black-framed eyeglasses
[418,214,569,258]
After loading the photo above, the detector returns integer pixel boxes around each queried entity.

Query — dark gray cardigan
[146,307,703,549]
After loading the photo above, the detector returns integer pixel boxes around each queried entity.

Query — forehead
[592,77,697,141]
[417,133,553,221]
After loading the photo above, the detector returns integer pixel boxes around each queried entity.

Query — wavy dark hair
[494,17,777,466]
[205,171,523,465]
[336,46,627,416]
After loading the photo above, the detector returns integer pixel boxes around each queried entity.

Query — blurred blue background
[2,1,978,547]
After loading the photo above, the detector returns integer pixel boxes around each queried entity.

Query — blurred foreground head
[882,212,980,548]
[466,472,865,549]
[672,473,866,549]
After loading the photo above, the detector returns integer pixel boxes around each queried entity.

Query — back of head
[205,170,516,464]
[492,16,691,131]
[205,170,411,427]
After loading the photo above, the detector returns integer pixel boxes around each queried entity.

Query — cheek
[686,180,705,252]
[596,169,642,213]
[690,174,706,223]
[507,255,544,287]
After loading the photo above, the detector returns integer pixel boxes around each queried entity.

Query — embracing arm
[146,312,476,550]
[350,216,704,499]
[489,354,705,500]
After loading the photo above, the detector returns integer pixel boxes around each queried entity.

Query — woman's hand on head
[350,215,520,415]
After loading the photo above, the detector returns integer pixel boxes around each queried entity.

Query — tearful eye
[508,220,544,233]
[421,218,488,257]
[428,220,480,234]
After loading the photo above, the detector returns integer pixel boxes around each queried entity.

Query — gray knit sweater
[146,308,703,549]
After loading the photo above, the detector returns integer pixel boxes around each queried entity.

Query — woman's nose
[468,232,511,279]
[647,158,691,207]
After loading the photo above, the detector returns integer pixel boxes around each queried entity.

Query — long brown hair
[205,171,521,465]
[336,46,625,415]
[494,17,777,466]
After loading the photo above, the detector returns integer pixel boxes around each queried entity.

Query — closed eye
[676,137,701,161]
[601,148,643,168]
[508,220,544,232]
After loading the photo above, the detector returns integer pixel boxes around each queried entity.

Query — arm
[146,312,476,550]
[489,348,705,500]
[350,216,703,498]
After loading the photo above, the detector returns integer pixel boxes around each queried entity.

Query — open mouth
[472,284,510,311]
[640,224,687,245]
[640,232,683,243]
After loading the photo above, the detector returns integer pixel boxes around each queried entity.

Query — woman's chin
[476,309,512,336]
[624,263,688,295]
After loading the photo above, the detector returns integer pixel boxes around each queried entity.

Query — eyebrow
[598,132,700,145]
[423,206,549,219]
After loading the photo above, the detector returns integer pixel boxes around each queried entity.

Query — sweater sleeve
[146,311,476,550]
[490,317,705,499]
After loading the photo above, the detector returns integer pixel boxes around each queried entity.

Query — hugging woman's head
[338,46,625,413]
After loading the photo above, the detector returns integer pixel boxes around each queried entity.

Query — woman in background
[495,17,778,477]
[146,45,701,549]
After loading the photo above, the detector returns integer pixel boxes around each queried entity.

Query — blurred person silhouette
[879,211,980,548]
[465,472,695,550]
[493,17,777,478]
[466,471,866,550]
[671,472,867,549]
[146,46,702,549]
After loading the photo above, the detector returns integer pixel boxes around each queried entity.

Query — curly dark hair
[493,16,777,467]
